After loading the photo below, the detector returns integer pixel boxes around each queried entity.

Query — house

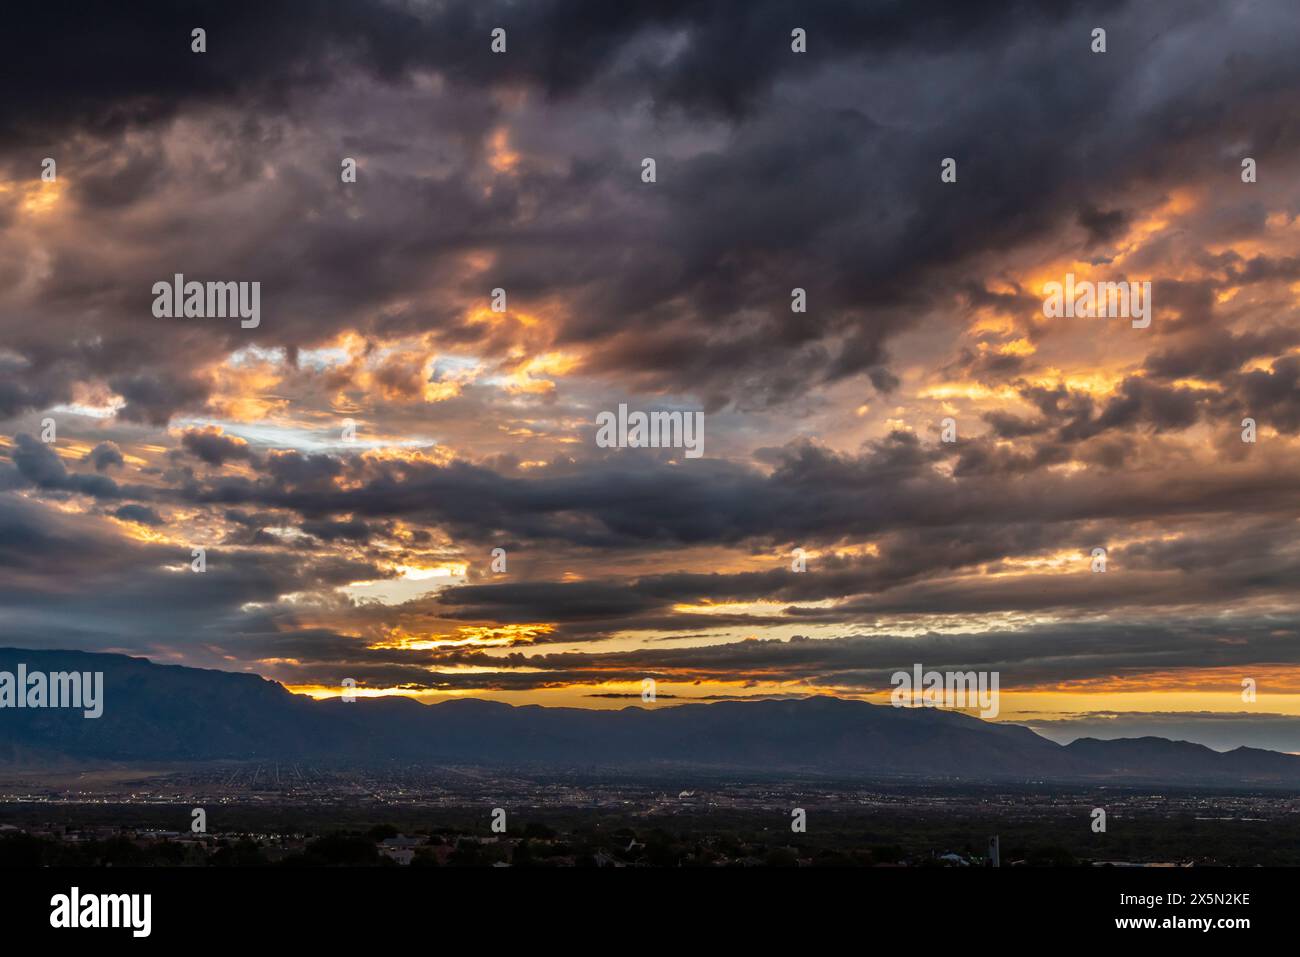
[379,846,415,866]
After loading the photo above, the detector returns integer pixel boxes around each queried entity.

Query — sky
[2,0,1300,750]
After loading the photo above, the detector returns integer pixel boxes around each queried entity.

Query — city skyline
[2,1,1300,751]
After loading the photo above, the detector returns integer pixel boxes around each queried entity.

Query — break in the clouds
[2,0,1300,746]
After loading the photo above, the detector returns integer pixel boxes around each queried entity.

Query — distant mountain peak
[2,648,1298,785]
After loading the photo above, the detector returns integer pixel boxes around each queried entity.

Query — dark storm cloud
[966,319,1300,444]
[299,517,375,543]
[4,0,1299,416]
[150,426,1300,558]
[437,580,663,623]
[112,503,164,526]
[1236,356,1300,432]
[6,409,1299,648]
[405,505,1300,636]
[11,433,122,499]
[0,379,59,421]
[85,441,125,471]
[1077,203,1130,248]
[109,372,212,426]
[180,427,257,466]
[469,617,1300,691]
[5,418,1294,670]
[242,614,1300,695]
[1143,325,1300,382]
[0,492,390,658]
[0,0,1114,148]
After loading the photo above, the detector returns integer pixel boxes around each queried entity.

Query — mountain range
[2,647,1298,785]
